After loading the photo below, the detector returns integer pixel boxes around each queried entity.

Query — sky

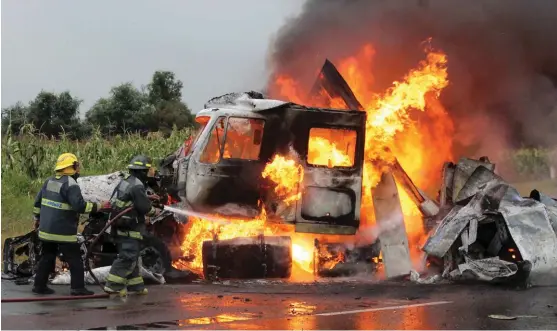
[1,0,303,114]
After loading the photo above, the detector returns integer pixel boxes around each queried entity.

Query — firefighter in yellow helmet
[32,153,109,295]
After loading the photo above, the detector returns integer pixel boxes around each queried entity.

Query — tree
[2,91,83,138]
[146,71,194,134]
[28,91,82,137]
[1,102,29,135]
[155,100,194,134]
[86,83,155,135]
[147,71,183,104]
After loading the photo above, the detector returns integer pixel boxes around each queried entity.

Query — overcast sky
[1,0,303,113]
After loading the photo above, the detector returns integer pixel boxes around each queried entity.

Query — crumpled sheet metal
[452,157,495,202]
[546,206,557,235]
[530,190,557,235]
[499,196,557,286]
[423,205,468,258]
[423,186,497,259]
[424,179,516,258]
[50,264,165,285]
[455,166,506,203]
[424,173,557,285]
[77,172,124,203]
[454,257,518,282]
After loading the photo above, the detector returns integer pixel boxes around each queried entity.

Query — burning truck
[3,44,556,287]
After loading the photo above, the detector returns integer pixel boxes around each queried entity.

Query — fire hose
[2,206,135,303]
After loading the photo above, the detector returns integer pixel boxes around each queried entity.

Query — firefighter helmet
[128,155,152,170]
[54,153,79,171]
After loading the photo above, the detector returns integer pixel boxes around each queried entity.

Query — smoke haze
[266,0,557,161]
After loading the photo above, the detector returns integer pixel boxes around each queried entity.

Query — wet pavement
[2,279,557,329]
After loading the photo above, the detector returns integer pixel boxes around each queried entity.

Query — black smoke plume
[267,0,557,159]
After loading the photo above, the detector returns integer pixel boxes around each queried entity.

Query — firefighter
[32,153,108,295]
[104,155,161,296]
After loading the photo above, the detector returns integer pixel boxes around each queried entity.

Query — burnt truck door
[175,116,211,197]
[293,108,366,235]
[185,111,267,217]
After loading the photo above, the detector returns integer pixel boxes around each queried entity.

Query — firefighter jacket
[109,174,157,240]
[33,175,99,243]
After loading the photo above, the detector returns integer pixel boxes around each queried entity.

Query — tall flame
[262,154,304,205]
[175,40,454,279]
[270,40,453,261]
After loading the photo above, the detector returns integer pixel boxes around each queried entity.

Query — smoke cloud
[267,0,557,161]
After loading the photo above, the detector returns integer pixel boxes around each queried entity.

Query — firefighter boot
[103,286,128,297]
[71,288,95,296]
[32,287,55,295]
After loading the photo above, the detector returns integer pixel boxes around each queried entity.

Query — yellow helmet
[54,153,79,171]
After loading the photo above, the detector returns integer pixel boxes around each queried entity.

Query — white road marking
[314,300,453,316]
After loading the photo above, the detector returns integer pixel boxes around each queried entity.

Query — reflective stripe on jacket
[34,175,98,243]
[110,174,157,237]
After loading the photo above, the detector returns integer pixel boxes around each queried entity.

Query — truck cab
[170,92,366,235]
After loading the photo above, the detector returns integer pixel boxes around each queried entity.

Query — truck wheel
[141,235,172,275]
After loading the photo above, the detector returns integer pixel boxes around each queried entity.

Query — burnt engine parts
[314,239,382,277]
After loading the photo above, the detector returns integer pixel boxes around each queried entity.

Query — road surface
[2,279,556,329]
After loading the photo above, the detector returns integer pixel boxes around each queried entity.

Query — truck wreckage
[3,59,557,288]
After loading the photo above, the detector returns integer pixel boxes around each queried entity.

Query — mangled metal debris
[423,157,557,286]
[77,171,124,204]
[372,171,413,279]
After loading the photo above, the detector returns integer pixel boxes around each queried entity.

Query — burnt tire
[140,234,172,275]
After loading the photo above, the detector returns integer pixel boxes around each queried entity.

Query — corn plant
[2,126,193,181]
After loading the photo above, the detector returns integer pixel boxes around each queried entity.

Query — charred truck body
[160,92,385,280]
[170,93,365,236]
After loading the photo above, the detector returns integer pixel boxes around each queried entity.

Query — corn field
[2,124,193,183]
[1,124,194,237]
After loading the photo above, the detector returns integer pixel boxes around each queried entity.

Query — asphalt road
[2,279,556,330]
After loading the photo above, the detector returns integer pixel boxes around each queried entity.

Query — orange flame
[262,154,304,205]
[308,128,356,168]
[174,40,453,280]
[271,40,454,266]
[172,212,273,274]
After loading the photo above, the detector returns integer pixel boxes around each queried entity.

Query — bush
[503,147,554,181]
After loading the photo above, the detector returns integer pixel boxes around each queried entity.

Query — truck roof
[196,91,363,119]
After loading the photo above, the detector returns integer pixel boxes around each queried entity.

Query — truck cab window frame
[222,117,265,161]
[306,127,357,168]
[199,116,227,164]
[184,116,210,158]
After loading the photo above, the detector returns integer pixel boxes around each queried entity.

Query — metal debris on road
[422,157,557,286]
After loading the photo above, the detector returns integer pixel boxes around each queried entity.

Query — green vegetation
[1,69,197,240]
[501,147,557,181]
[1,71,194,139]
[1,126,193,239]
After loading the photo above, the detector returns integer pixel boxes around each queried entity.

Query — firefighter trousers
[106,236,145,291]
[34,241,85,290]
